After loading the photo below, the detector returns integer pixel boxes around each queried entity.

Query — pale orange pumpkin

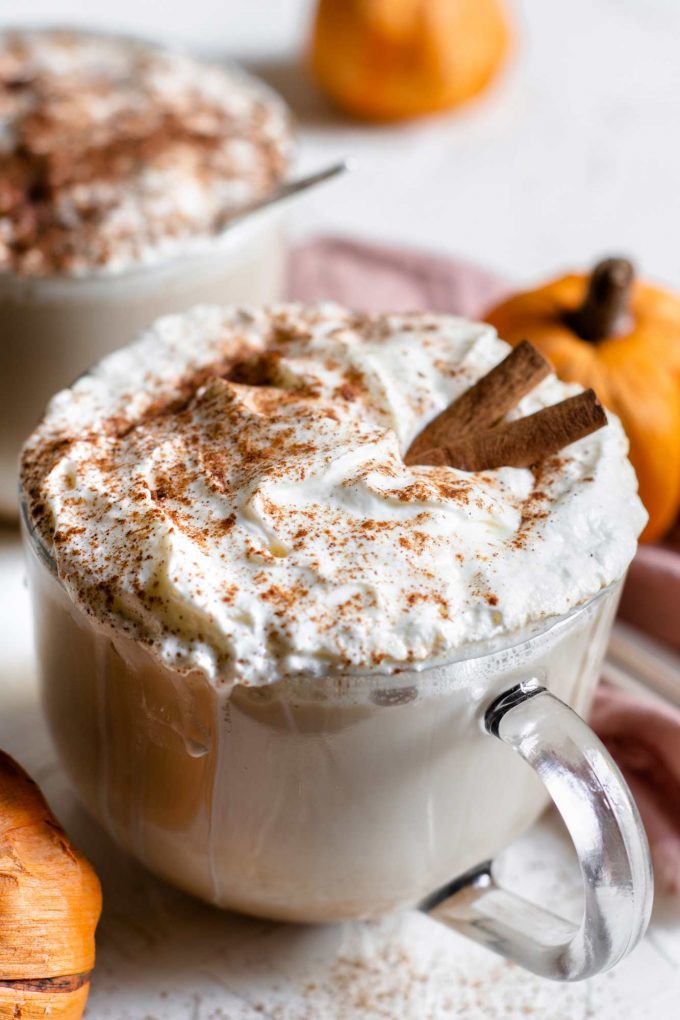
[485,259,680,543]
[0,751,102,1019]
[309,0,511,121]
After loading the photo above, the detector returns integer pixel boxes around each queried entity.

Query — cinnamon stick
[416,390,607,472]
[405,340,551,464]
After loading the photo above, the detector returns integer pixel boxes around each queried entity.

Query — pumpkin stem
[569,257,635,341]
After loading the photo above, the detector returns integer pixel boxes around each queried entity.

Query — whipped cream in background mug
[0,28,294,516]
[21,305,652,980]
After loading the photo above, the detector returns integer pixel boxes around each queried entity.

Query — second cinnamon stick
[405,340,551,464]
[416,390,607,471]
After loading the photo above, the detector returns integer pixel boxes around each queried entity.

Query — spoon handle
[220,160,351,230]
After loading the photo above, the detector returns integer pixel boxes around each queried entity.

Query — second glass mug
[0,27,291,518]
[0,206,285,518]
[23,515,652,982]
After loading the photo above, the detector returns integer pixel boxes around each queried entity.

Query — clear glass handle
[422,680,653,981]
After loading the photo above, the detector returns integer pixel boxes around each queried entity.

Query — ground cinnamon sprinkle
[21,304,635,684]
[226,924,588,1020]
[507,455,565,550]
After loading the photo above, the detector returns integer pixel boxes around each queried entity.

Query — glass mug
[0,29,291,518]
[22,506,652,981]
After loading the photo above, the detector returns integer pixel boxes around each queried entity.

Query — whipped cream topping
[0,30,292,276]
[22,304,646,685]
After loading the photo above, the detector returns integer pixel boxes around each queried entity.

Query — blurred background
[2,0,680,283]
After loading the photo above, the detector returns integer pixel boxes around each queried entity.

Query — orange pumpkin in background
[485,259,680,543]
[309,0,511,121]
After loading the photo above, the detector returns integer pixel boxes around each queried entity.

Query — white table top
[2,0,680,1016]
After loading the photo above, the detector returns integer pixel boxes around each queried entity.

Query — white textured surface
[2,0,680,1016]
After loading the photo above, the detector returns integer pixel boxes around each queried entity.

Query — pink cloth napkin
[288,235,680,893]
[591,684,680,895]
[619,521,680,653]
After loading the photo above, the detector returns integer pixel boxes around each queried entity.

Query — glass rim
[20,492,621,679]
[0,24,296,286]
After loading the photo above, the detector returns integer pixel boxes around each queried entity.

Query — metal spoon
[217,159,352,231]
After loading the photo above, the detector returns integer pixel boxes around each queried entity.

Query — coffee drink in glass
[21,305,652,979]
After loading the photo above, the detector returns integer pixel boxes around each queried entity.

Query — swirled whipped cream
[0,30,291,275]
[21,304,646,685]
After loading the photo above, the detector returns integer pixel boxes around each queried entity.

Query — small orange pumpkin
[485,258,680,543]
[0,750,102,1019]
[309,0,511,121]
